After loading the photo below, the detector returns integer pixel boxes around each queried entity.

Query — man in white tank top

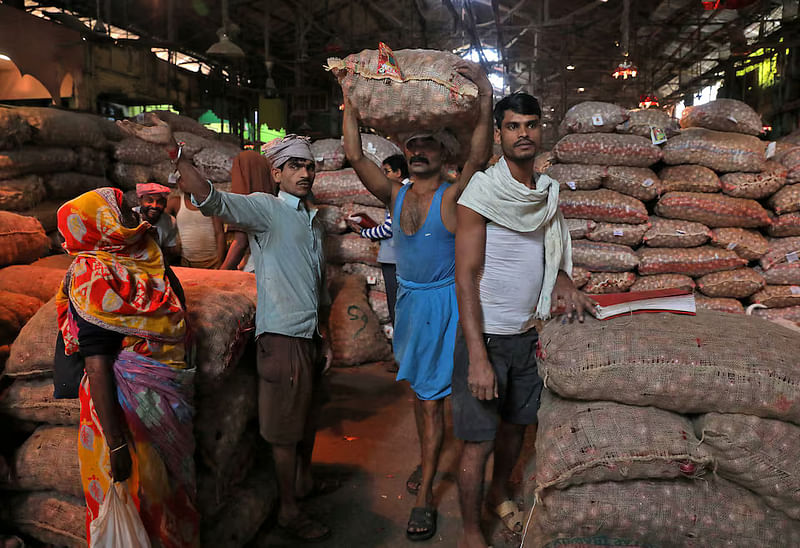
[453,93,596,548]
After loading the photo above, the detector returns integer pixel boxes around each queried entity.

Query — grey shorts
[452,327,543,442]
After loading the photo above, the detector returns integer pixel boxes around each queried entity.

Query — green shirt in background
[194,183,328,339]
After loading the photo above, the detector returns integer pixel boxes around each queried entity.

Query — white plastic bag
[90,482,151,548]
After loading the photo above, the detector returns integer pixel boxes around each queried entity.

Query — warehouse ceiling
[13,0,798,120]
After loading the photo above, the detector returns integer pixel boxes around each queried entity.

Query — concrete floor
[252,363,537,548]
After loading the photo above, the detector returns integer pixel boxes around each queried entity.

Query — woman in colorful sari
[55,187,199,547]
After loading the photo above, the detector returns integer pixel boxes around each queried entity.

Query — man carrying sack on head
[118,115,335,543]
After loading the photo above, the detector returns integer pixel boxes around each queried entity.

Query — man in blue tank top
[342,60,494,541]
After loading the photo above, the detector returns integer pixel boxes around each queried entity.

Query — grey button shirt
[194,183,327,339]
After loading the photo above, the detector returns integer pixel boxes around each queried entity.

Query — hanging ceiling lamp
[206,0,245,58]
[613,0,638,80]
[638,94,659,108]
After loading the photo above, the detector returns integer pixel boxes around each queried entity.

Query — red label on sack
[377,42,403,81]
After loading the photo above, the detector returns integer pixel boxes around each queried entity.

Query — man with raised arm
[341,60,493,541]
[453,92,596,548]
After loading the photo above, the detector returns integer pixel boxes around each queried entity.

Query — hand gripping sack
[89,482,151,548]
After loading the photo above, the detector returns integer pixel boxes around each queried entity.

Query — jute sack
[75,146,108,176]
[324,233,380,265]
[6,298,58,378]
[655,191,772,228]
[571,267,591,289]
[695,295,745,314]
[0,377,80,424]
[585,222,648,247]
[193,142,240,183]
[326,48,479,137]
[662,128,766,172]
[758,263,800,285]
[602,166,661,202]
[545,164,606,192]
[196,431,257,518]
[1,491,86,548]
[368,289,390,324]
[528,478,800,548]
[361,133,403,166]
[172,267,257,305]
[659,164,721,193]
[565,218,596,240]
[679,99,763,136]
[113,137,169,165]
[341,262,386,293]
[767,212,800,237]
[0,147,77,179]
[751,305,800,322]
[329,275,392,366]
[571,241,638,272]
[696,412,800,519]
[17,107,106,149]
[0,290,45,345]
[311,138,346,171]
[0,175,46,211]
[195,365,257,471]
[643,217,711,248]
[43,172,108,200]
[18,201,63,233]
[696,268,765,299]
[749,285,800,308]
[581,272,636,294]
[538,311,800,421]
[616,108,679,139]
[630,274,695,293]
[150,110,218,140]
[312,168,384,207]
[720,160,787,199]
[0,265,66,301]
[111,162,152,190]
[759,236,800,270]
[558,101,629,134]
[12,425,82,497]
[535,391,711,493]
[558,189,648,224]
[0,211,50,267]
[0,107,34,149]
[172,131,213,160]
[315,204,347,234]
[637,246,746,277]
[710,228,769,261]
[767,183,800,215]
[554,134,662,167]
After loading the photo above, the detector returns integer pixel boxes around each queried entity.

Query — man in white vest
[453,92,596,548]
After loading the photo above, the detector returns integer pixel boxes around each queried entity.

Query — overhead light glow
[566,64,575,70]
[577,87,586,93]
[0,54,10,61]
[488,72,505,92]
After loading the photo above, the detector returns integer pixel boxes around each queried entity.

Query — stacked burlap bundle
[526,311,800,547]
[0,263,273,547]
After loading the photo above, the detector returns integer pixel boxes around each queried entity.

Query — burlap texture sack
[663,128,766,172]
[535,391,711,493]
[695,295,745,314]
[659,164,721,193]
[602,167,661,201]
[655,191,771,228]
[539,311,800,420]
[196,431,257,518]
[637,246,746,276]
[43,172,108,200]
[546,164,606,191]
[679,99,763,135]
[559,102,629,134]
[643,217,711,248]
[529,478,800,548]
[0,290,44,345]
[316,204,347,234]
[193,143,239,183]
[18,201,62,233]
[696,412,800,520]
[0,377,79,424]
[324,233,380,265]
[172,131,213,160]
[329,275,392,366]
[750,285,800,308]
[6,298,58,378]
[565,218,596,240]
[361,133,403,166]
[341,262,386,293]
[759,236,800,270]
[767,184,800,215]
[751,305,800,322]
[559,190,648,224]
[571,241,638,272]
[149,110,218,139]
[327,48,479,138]
[571,267,591,289]
[0,107,34,149]
[0,265,65,301]
[582,272,636,294]
[0,212,50,267]
[630,274,695,293]
[368,289,390,324]
[758,263,800,285]
[767,212,800,237]
[586,222,648,247]
[12,425,81,497]
[113,137,169,165]
[710,227,769,261]
[1,491,86,548]
[0,147,77,179]
[0,175,46,211]
[17,107,106,149]
[696,268,765,298]
[313,168,384,207]
[554,134,661,167]
[720,160,787,199]
[616,108,679,138]
[775,145,800,183]
[111,162,152,190]
[311,138,346,171]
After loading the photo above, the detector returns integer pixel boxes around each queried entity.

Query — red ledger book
[590,288,696,320]
[347,213,378,229]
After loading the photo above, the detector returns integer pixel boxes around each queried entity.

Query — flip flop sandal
[406,506,437,541]
[406,464,422,495]
[298,477,341,500]
[492,500,523,534]
[277,513,332,543]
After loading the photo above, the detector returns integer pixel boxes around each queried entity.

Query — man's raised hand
[454,59,493,98]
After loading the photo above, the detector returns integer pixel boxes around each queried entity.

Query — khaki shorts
[256,333,323,445]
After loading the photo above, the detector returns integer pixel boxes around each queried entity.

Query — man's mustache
[514,138,535,146]
[141,206,163,214]
[409,155,429,164]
